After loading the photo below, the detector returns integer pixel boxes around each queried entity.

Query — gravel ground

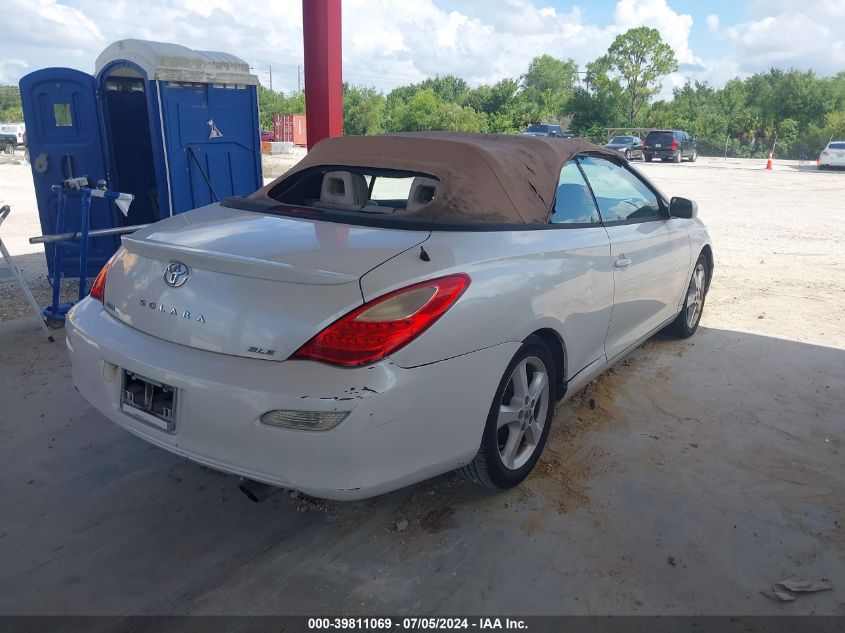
[0,152,842,616]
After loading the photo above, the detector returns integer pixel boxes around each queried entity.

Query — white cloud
[341,0,612,89]
[4,0,104,51]
[614,0,698,65]
[725,13,845,74]
[706,14,719,32]
[0,0,705,96]
[0,59,29,85]
[1,0,839,104]
[724,3,845,75]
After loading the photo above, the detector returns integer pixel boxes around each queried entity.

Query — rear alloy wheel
[689,149,698,162]
[673,151,682,163]
[459,336,556,489]
[666,254,708,338]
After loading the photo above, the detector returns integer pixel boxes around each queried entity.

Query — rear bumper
[819,157,845,167]
[66,298,516,500]
[645,149,679,158]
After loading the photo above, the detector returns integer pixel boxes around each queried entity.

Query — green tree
[342,84,386,136]
[464,78,519,115]
[0,85,23,122]
[416,75,470,103]
[388,88,486,133]
[569,56,625,136]
[776,118,799,156]
[520,55,577,121]
[257,85,305,130]
[601,26,678,124]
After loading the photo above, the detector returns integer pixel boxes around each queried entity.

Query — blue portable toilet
[20,39,262,276]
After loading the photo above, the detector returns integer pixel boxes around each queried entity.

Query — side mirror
[669,197,697,219]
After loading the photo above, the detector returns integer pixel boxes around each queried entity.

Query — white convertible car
[67,133,712,500]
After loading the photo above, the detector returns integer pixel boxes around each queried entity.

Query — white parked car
[0,123,25,145]
[819,140,845,169]
[66,133,713,500]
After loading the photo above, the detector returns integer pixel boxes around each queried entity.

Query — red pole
[302,0,343,150]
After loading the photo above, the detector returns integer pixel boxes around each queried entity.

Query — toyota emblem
[164,261,190,287]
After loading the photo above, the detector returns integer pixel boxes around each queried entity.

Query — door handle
[614,256,632,268]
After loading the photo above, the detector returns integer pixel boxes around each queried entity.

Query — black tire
[624,149,630,160]
[3,143,13,155]
[673,151,682,163]
[666,253,709,338]
[644,154,653,162]
[459,335,557,489]
[689,149,698,162]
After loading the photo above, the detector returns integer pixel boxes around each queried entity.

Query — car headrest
[320,171,369,206]
[405,177,440,212]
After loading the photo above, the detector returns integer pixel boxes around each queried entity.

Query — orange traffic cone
[765,152,773,170]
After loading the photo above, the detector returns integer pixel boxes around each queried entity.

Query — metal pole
[29,224,148,245]
[302,0,343,150]
[50,189,66,316]
[0,206,53,342]
[77,189,91,301]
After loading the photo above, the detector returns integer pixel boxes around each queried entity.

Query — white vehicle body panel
[66,152,712,500]
[820,142,845,167]
[603,219,691,359]
[361,228,614,377]
[0,123,25,144]
[105,205,428,360]
[67,297,515,500]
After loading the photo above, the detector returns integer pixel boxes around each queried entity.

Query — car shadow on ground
[0,323,842,616]
[783,164,845,173]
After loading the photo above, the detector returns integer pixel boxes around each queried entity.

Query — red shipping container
[273,114,308,146]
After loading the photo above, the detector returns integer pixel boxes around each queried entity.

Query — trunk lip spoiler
[120,236,358,286]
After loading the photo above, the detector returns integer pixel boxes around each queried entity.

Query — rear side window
[550,161,601,225]
[577,156,662,223]
[370,176,414,202]
[646,131,674,144]
[267,167,439,215]
[829,142,845,150]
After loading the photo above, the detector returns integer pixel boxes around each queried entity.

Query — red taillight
[671,139,678,149]
[293,273,471,367]
[89,262,110,302]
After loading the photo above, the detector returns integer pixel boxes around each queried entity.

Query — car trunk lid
[103,203,429,360]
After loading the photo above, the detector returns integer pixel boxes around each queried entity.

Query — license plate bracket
[121,370,177,431]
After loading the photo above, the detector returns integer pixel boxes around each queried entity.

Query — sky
[2,0,844,98]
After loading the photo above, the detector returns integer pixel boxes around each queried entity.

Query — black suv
[0,133,16,155]
[643,130,697,163]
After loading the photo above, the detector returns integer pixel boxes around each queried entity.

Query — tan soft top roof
[252,132,619,224]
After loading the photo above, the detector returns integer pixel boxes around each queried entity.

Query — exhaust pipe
[239,479,281,503]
